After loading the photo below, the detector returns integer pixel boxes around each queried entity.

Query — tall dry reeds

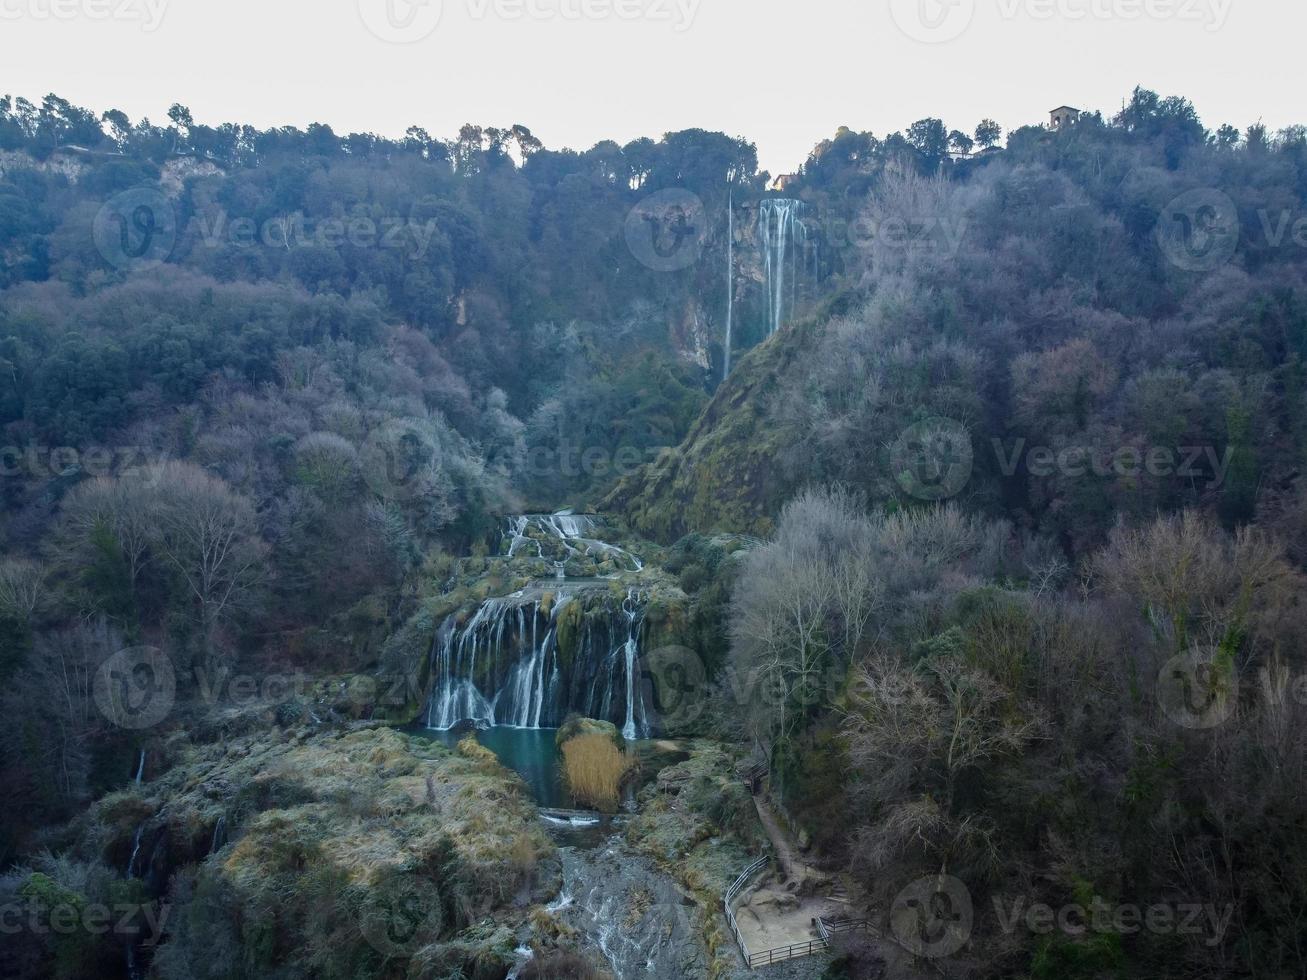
[560,733,633,812]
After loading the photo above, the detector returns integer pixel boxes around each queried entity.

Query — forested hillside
[2,87,1306,980]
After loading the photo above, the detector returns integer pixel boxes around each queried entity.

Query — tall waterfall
[724,191,734,379]
[758,198,807,336]
[425,585,652,738]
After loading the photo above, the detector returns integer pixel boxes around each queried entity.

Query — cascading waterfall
[127,823,145,878]
[758,198,808,336]
[425,586,652,737]
[133,749,145,785]
[724,190,734,379]
[209,815,227,855]
[505,513,642,573]
[620,590,643,740]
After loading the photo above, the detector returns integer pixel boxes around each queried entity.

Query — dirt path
[752,796,819,885]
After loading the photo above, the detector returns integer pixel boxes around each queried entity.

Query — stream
[409,725,710,979]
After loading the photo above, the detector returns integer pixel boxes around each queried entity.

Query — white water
[127,823,145,878]
[724,190,734,379]
[210,815,227,855]
[759,199,807,336]
[505,512,643,573]
[426,585,651,737]
[133,749,145,785]
[620,589,643,741]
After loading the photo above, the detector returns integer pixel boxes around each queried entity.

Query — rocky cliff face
[605,313,829,542]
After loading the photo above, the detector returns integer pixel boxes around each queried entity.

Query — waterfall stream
[759,198,807,336]
[425,585,652,736]
[426,515,653,736]
[505,513,642,572]
[724,190,734,379]
[549,838,706,978]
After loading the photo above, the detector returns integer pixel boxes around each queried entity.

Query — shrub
[560,734,632,812]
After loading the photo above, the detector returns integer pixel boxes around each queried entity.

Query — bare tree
[0,557,49,623]
[49,474,156,596]
[146,461,267,667]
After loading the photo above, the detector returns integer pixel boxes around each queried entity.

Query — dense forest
[2,86,1306,979]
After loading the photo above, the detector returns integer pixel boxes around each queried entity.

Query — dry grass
[561,734,633,812]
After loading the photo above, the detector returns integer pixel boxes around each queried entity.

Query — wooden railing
[740,762,769,793]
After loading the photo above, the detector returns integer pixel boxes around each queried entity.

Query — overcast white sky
[2,0,1304,175]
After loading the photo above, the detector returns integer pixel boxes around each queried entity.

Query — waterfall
[210,815,227,855]
[620,589,644,740]
[425,586,652,738]
[724,190,734,379]
[127,823,145,878]
[503,513,642,573]
[758,199,808,336]
[133,749,145,785]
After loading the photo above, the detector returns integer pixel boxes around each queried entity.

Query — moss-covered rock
[87,727,557,980]
[555,716,623,750]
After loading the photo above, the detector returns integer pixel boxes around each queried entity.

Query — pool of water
[407,725,576,809]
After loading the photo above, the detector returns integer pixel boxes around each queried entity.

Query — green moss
[556,716,623,750]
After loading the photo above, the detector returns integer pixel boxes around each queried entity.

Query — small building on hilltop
[1050,106,1082,130]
